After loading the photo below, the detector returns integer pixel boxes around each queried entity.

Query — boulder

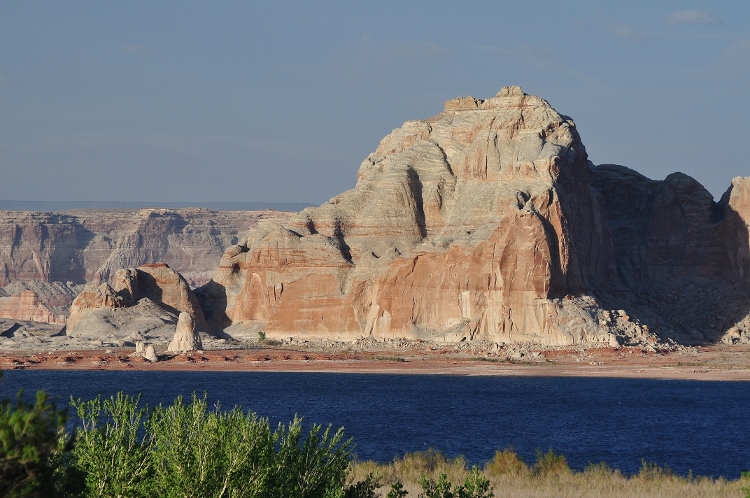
[144,344,158,362]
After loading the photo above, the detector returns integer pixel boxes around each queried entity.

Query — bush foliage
[0,388,68,497]
[70,392,353,498]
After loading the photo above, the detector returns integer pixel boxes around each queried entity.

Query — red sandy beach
[2,344,750,381]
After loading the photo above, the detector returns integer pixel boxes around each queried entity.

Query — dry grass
[347,449,747,498]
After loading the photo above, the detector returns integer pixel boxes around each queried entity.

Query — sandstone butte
[194,86,750,347]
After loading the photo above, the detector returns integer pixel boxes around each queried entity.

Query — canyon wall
[0,208,291,323]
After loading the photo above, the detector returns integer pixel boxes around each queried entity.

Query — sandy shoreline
[2,344,750,381]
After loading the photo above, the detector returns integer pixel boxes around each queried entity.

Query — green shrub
[418,467,493,498]
[385,481,408,498]
[0,389,68,497]
[343,472,380,498]
[148,393,275,498]
[459,467,493,498]
[70,393,154,497]
[271,415,352,497]
[418,472,454,498]
[70,391,352,497]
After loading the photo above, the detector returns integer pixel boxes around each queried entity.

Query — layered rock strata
[0,290,67,325]
[199,87,621,345]
[0,208,289,287]
[0,208,290,324]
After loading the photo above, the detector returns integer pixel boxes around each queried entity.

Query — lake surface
[1,370,748,478]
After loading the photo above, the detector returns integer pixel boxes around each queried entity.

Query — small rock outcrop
[66,263,209,343]
[167,312,202,352]
[144,344,158,362]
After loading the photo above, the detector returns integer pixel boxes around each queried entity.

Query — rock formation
[4,86,750,349]
[167,312,202,352]
[199,86,621,345]
[0,290,67,325]
[66,263,208,343]
[590,166,750,344]
[0,208,291,324]
[197,86,750,347]
[144,344,158,362]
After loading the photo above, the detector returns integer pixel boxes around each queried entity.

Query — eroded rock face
[66,263,208,342]
[0,290,67,325]
[113,263,206,327]
[199,87,617,345]
[590,167,750,344]
[0,208,291,325]
[0,208,292,287]
[168,312,202,352]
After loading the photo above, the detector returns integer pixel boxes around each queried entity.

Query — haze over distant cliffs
[2,86,749,348]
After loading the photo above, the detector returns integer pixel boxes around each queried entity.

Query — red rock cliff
[199,87,617,344]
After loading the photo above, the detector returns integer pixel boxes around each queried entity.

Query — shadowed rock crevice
[590,165,750,345]
[406,167,427,239]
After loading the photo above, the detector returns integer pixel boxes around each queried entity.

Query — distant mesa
[0,207,293,330]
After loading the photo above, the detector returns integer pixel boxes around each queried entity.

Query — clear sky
[1,1,748,204]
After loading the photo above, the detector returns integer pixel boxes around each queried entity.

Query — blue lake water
[1,370,748,478]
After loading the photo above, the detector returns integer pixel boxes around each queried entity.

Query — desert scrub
[484,448,528,477]
[348,449,742,498]
[374,356,407,362]
[531,448,571,478]
[70,392,354,498]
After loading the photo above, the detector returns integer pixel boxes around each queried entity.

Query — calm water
[1,371,748,478]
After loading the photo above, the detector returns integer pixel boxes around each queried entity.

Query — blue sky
[1,1,748,204]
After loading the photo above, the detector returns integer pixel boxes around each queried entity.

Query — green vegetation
[71,392,352,497]
[0,370,748,497]
[0,388,69,497]
[374,356,407,363]
[256,330,283,347]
